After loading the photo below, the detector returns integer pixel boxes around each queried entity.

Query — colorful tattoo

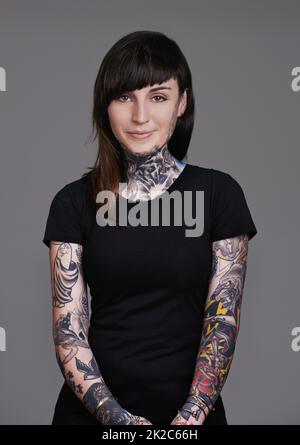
[182,234,249,423]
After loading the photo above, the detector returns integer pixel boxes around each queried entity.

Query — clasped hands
[97,395,207,425]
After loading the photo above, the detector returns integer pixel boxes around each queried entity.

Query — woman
[42,30,257,425]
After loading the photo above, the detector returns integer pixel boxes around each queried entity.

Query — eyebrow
[149,86,172,92]
[120,86,172,97]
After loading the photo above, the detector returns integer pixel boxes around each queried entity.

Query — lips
[128,131,154,139]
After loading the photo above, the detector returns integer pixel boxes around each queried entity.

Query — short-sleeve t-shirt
[42,163,257,425]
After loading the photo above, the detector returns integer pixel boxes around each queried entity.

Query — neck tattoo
[120,143,186,202]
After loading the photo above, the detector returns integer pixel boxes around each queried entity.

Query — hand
[170,406,206,426]
[123,409,153,425]
[104,407,153,425]
[96,398,152,425]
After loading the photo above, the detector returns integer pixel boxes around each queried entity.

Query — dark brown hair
[82,30,195,208]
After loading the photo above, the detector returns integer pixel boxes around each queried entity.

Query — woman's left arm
[171,234,249,425]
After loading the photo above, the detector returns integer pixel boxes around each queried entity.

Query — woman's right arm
[48,240,152,425]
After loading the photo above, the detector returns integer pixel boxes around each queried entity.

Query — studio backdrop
[0,0,299,425]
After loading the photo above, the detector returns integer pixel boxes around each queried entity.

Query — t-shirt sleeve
[210,169,258,242]
[42,184,84,248]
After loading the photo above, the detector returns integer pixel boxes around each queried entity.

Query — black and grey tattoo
[120,142,185,202]
[50,241,152,425]
[53,311,90,363]
[52,243,79,307]
[75,356,101,380]
[83,383,152,425]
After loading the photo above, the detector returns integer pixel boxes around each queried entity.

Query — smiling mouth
[128,131,154,139]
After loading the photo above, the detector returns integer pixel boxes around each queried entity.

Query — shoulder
[210,167,244,194]
[183,162,212,184]
[185,164,248,210]
[184,163,241,190]
[51,173,90,209]
[46,174,92,233]
[185,162,211,177]
[208,168,257,241]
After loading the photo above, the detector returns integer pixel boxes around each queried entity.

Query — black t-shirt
[42,163,257,425]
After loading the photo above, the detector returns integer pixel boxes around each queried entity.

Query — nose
[131,99,150,123]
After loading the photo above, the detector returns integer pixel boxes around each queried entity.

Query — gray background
[0,0,299,425]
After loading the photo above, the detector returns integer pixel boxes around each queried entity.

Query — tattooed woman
[42,30,257,425]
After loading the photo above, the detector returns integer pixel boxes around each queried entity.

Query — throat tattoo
[120,143,186,202]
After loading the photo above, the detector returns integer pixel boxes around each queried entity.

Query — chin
[125,138,158,150]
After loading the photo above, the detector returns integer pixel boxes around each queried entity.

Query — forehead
[131,78,178,93]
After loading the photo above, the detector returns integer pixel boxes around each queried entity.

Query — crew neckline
[117,162,192,206]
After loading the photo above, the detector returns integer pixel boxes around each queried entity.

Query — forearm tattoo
[183,234,249,422]
[82,383,151,425]
[50,241,150,425]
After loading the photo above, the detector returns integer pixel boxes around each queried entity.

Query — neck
[123,143,177,178]
[119,142,184,202]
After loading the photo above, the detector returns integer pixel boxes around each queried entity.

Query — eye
[117,94,167,103]
[118,94,130,102]
[152,95,166,102]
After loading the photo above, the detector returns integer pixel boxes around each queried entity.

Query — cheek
[159,109,178,137]
[155,108,177,131]
[108,105,127,133]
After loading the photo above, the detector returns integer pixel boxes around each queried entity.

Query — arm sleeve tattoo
[182,234,249,423]
[49,241,149,425]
